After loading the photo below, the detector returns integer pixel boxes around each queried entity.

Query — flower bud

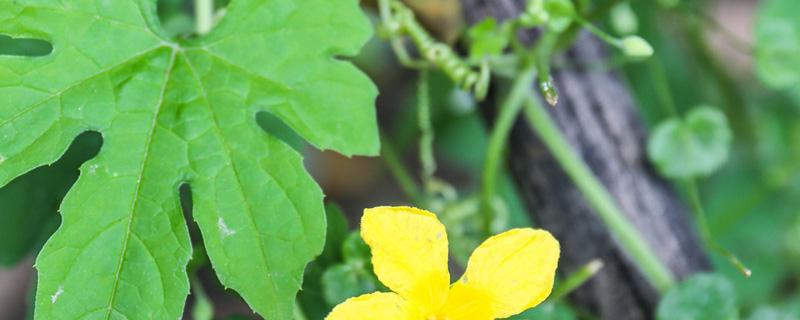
[621,36,654,58]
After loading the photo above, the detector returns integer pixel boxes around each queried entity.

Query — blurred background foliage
[1,0,799,319]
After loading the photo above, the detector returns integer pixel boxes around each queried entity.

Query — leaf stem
[649,57,680,118]
[648,44,750,277]
[480,68,535,235]
[551,259,604,301]
[533,32,560,106]
[195,0,214,35]
[574,16,621,48]
[380,135,422,202]
[417,70,437,189]
[682,179,752,277]
[521,94,675,293]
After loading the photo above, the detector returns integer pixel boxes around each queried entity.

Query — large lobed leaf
[0,133,100,267]
[0,0,378,319]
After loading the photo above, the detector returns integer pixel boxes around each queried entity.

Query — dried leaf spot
[51,286,64,304]
[217,218,236,238]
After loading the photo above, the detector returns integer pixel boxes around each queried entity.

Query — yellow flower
[326,206,560,320]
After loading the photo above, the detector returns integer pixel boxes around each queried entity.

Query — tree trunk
[460,1,711,319]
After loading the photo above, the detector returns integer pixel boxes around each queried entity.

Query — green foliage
[297,204,361,319]
[521,0,575,32]
[511,302,577,320]
[610,2,638,36]
[341,231,371,262]
[656,273,739,320]
[190,280,213,320]
[466,18,509,60]
[648,107,733,178]
[747,302,800,320]
[320,232,382,306]
[542,0,575,32]
[0,0,378,318]
[657,0,680,9]
[319,204,350,266]
[756,0,800,91]
[0,133,100,266]
[321,262,380,306]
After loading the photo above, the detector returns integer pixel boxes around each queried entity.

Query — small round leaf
[656,273,739,320]
[756,0,800,90]
[647,106,733,178]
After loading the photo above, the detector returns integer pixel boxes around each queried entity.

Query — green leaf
[320,262,380,306]
[756,0,800,90]
[319,203,350,266]
[509,302,577,320]
[0,132,100,266]
[544,0,575,33]
[656,273,739,320]
[297,262,329,320]
[341,231,371,263]
[520,0,574,31]
[296,204,350,319]
[747,305,800,320]
[647,106,733,178]
[190,278,213,320]
[319,230,382,306]
[657,0,680,8]
[0,0,378,319]
[466,18,509,60]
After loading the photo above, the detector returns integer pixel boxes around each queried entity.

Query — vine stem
[417,70,437,188]
[195,0,214,35]
[648,47,751,277]
[649,57,679,118]
[551,259,604,301]
[683,179,752,277]
[521,94,675,293]
[380,135,422,202]
[480,68,536,235]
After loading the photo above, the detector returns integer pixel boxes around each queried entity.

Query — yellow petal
[443,228,560,319]
[325,292,414,320]
[434,283,494,320]
[360,206,450,315]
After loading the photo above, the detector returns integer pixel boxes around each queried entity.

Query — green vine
[378,0,490,99]
[480,68,535,236]
[522,94,675,292]
[377,0,676,292]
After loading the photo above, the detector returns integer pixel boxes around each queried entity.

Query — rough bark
[461,1,711,319]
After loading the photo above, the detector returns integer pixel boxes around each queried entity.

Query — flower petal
[443,228,560,319]
[434,283,494,320]
[325,292,413,320]
[360,206,450,314]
